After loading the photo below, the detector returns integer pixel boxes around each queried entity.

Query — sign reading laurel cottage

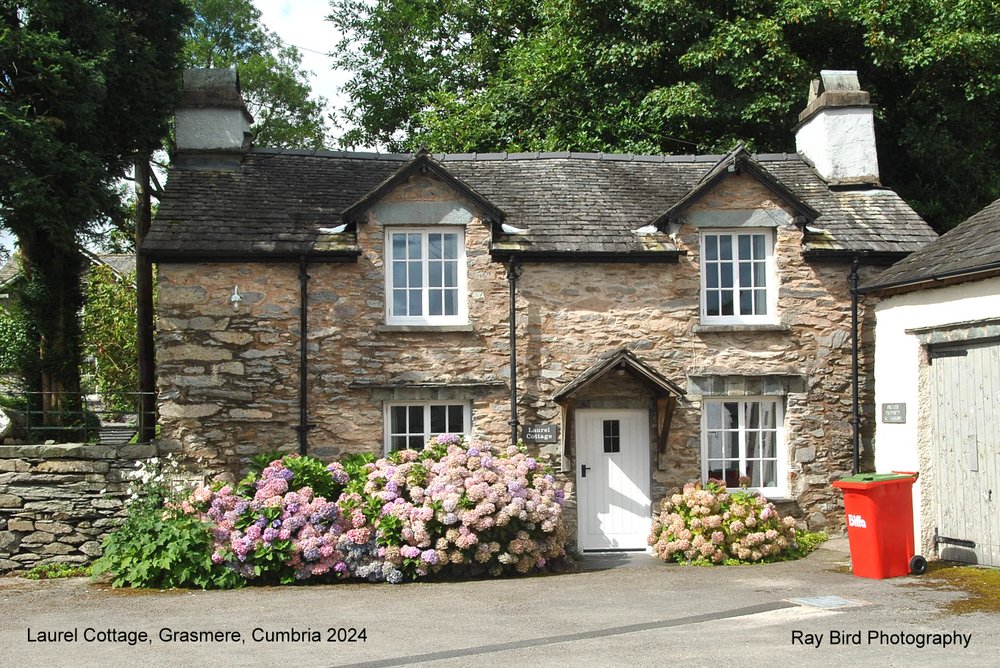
[523,424,560,443]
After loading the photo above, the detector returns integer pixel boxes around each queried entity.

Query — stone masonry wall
[156,170,884,532]
[0,443,166,573]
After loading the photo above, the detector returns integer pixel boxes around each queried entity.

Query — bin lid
[832,472,917,490]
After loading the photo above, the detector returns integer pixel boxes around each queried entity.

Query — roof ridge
[249,147,805,164]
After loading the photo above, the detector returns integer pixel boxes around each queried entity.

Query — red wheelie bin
[832,472,926,579]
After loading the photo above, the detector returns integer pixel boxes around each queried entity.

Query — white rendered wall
[175,108,249,151]
[872,277,1000,549]
[795,107,879,183]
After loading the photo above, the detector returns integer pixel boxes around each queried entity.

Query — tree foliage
[0,0,188,412]
[184,0,329,148]
[330,0,1000,230]
[0,275,36,385]
[81,265,139,412]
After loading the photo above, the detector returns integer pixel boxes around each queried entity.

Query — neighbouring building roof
[0,252,135,289]
[863,198,1000,294]
[144,148,937,261]
[86,252,136,280]
[0,256,18,288]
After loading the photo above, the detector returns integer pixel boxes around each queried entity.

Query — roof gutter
[800,249,906,264]
[859,262,1000,296]
[490,250,684,264]
[140,249,360,264]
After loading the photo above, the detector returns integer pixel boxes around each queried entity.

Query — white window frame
[701,397,785,496]
[384,227,468,326]
[699,228,777,325]
[383,401,472,453]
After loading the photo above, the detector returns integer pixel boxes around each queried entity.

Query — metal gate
[928,339,1000,566]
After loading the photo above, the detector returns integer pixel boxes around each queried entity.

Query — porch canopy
[553,348,685,455]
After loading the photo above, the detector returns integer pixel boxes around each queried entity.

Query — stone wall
[0,443,163,573]
[155,170,886,532]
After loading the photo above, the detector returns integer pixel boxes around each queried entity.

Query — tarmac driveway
[2,539,996,667]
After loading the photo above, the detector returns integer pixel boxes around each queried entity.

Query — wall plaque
[523,424,560,443]
[881,403,907,424]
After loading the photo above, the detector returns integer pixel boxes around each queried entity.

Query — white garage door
[928,338,1000,567]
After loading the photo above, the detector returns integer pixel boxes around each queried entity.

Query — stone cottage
[864,198,1000,567]
[143,69,936,549]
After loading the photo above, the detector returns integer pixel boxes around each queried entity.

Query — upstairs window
[385,228,466,325]
[701,230,776,325]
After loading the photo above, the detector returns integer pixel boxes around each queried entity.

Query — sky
[252,0,352,141]
[0,1,350,259]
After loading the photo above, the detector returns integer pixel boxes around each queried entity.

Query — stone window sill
[694,323,790,333]
[377,324,475,333]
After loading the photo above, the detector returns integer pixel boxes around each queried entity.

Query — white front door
[576,409,652,550]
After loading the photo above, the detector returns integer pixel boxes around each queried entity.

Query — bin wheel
[909,555,927,575]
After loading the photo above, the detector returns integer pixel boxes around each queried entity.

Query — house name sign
[881,403,907,424]
[522,424,560,443]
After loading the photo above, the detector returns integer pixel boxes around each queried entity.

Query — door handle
[581,464,590,478]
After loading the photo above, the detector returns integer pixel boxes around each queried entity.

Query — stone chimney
[794,70,879,185]
[175,69,253,153]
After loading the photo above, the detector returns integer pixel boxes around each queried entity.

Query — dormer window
[700,229,776,325]
[385,227,467,326]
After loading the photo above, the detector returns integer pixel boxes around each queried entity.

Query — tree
[329,0,538,151]
[0,0,188,421]
[330,0,1000,231]
[81,265,138,412]
[184,0,329,148]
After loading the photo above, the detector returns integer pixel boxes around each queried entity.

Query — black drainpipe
[296,255,313,455]
[507,258,521,447]
[850,255,861,475]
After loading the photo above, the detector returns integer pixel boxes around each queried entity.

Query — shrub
[106,439,569,588]
[185,439,569,584]
[648,479,799,564]
[358,435,568,579]
[187,455,354,583]
[92,456,242,589]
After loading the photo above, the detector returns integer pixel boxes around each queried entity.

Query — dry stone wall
[155,171,884,531]
[0,443,165,573]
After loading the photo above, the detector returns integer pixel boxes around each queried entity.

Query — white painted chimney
[794,70,880,185]
[175,69,253,153]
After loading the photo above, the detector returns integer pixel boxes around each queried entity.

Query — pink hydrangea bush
[186,458,351,583]
[648,479,798,564]
[359,435,568,578]
[181,440,568,585]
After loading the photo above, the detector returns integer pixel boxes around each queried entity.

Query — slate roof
[863,198,1000,293]
[0,256,18,287]
[84,252,136,280]
[553,348,685,402]
[144,148,937,261]
[656,145,819,226]
[0,252,135,287]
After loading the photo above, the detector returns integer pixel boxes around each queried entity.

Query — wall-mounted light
[230,285,243,311]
